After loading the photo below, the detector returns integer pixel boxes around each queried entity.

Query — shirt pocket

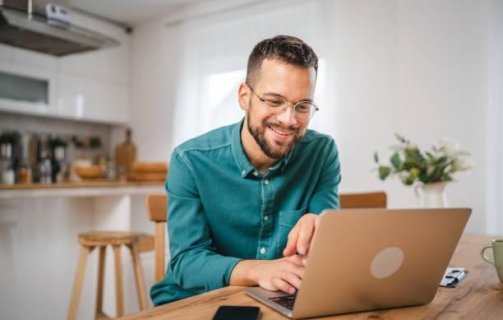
[276,208,307,256]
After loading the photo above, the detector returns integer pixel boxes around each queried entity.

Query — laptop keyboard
[269,294,297,310]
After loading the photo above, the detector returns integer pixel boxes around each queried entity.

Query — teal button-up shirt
[151,120,341,305]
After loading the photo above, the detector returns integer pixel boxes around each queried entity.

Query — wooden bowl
[74,165,104,180]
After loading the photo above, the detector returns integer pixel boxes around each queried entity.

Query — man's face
[243,59,316,159]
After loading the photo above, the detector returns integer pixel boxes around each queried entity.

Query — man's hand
[230,256,305,294]
[282,213,319,259]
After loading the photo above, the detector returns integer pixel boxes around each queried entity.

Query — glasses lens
[294,102,317,120]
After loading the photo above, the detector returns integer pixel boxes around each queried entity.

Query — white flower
[452,154,473,172]
[439,137,460,156]
[389,144,404,152]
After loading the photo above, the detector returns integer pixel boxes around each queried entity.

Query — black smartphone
[212,305,260,320]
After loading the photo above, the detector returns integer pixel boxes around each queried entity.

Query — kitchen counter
[0,180,165,320]
[0,180,164,199]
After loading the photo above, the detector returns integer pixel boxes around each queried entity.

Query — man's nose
[276,104,298,125]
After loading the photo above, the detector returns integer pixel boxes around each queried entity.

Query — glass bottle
[16,132,32,184]
[0,142,15,185]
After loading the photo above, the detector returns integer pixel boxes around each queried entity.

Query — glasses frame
[246,84,319,121]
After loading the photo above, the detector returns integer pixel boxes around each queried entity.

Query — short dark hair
[246,35,318,86]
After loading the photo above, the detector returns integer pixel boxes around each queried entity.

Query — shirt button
[264,179,269,185]
[241,170,246,176]
[253,171,258,176]
[260,247,266,254]
[264,215,269,221]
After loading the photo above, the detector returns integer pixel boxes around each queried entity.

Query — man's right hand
[230,255,305,294]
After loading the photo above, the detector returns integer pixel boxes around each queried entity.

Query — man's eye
[296,103,312,113]
[265,99,283,107]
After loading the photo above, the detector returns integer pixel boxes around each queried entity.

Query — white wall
[322,0,489,234]
[128,19,179,161]
[131,0,502,234]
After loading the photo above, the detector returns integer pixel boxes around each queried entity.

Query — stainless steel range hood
[0,5,120,56]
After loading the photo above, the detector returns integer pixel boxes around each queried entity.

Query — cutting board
[127,172,167,182]
[132,161,168,173]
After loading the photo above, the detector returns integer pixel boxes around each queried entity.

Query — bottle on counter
[16,132,32,184]
[106,158,117,180]
[0,142,15,185]
[36,138,53,184]
[53,145,68,183]
[16,160,32,184]
[38,152,52,184]
[115,128,137,181]
[0,131,20,185]
[29,134,42,183]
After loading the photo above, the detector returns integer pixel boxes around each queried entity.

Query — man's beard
[246,111,301,159]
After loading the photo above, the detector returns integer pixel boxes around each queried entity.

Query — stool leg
[68,246,93,320]
[129,244,148,310]
[95,246,107,319]
[112,245,124,317]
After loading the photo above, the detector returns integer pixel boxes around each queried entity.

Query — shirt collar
[231,119,295,178]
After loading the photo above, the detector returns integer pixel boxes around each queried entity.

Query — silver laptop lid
[289,208,471,319]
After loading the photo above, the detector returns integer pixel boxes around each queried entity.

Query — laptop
[245,208,471,319]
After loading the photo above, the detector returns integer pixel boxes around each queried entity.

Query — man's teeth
[269,126,292,136]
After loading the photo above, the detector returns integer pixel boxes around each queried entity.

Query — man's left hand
[282,213,319,261]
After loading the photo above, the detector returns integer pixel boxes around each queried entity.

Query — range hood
[0,3,120,56]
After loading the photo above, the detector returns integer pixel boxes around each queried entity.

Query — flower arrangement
[374,134,473,186]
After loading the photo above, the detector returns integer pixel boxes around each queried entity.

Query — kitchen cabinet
[57,73,129,123]
[0,183,164,319]
[0,59,58,116]
[12,46,59,71]
[0,14,131,125]
[0,44,14,62]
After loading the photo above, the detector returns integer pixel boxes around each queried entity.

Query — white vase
[417,182,448,208]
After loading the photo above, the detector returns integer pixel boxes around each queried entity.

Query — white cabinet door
[0,44,14,62]
[59,46,129,84]
[0,61,58,116]
[12,47,58,71]
[57,74,129,124]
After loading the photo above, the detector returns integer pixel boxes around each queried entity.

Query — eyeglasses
[247,85,319,121]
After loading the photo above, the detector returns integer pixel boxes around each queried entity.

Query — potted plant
[374,134,473,207]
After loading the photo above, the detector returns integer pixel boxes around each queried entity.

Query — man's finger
[296,220,314,255]
[283,227,299,256]
[282,272,302,290]
[273,277,296,294]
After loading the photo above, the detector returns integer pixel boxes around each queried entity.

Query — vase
[417,182,448,208]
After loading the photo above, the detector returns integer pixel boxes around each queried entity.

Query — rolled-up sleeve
[166,150,241,292]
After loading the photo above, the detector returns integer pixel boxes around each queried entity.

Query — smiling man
[151,35,341,305]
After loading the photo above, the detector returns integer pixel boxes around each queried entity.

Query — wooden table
[120,234,503,319]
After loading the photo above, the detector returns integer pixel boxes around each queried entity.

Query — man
[151,35,341,306]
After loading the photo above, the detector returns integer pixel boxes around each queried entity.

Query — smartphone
[212,305,260,320]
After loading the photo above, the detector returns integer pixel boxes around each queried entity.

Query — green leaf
[378,166,391,180]
[373,152,379,164]
[390,153,402,170]
[395,133,408,145]
[404,174,416,185]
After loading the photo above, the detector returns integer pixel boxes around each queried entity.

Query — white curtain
[165,0,330,147]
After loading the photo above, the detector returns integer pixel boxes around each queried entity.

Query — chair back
[145,191,386,282]
[340,191,387,209]
[145,194,167,282]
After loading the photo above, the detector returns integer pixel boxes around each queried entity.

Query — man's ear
[238,83,250,111]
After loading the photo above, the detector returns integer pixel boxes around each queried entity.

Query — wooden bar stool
[67,231,152,320]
